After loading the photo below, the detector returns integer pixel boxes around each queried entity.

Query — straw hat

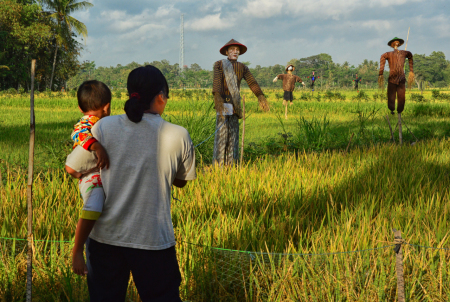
[388,37,404,47]
[220,39,247,56]
[285,64,295,72]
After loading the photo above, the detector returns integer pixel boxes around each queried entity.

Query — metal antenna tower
[179,14,184,74]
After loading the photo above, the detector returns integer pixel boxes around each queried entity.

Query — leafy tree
[41,0,93,90]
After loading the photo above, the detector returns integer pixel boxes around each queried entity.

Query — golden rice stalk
[407,72,415,90]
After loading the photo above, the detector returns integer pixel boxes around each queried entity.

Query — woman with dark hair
[86,65,196,301]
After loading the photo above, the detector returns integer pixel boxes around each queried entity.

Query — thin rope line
[182,241,395,257]
[407,243,450,251]
[0,237,73,243]
[194,120,225,148]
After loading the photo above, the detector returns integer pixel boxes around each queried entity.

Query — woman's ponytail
[124,95,145,123]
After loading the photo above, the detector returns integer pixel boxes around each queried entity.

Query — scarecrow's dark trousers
[387,81,406,113]
[213,114,239,166]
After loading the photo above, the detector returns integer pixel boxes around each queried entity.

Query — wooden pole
[404,27,410,51]
[285,102,288,120]
[393,229,406,302]
[398,113,403,145]
[240,95,246,166]
[26,59,36,302]
[385,115,395,143]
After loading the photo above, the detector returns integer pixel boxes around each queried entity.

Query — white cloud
[187,13,234,31]
[242,0,283,18]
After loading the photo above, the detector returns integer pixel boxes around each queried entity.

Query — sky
[72,0,450,70]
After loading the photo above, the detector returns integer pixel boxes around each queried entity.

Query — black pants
[86,238,182,302]
[283,90,293,101]
[387,81,406,113]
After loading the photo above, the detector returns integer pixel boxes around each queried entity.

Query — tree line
[0,0,92,92]
[1,1,449,92]
[66,52,450,92]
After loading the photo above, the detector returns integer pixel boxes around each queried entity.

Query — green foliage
[114,90,122,99]
[352,90,370,102]
[410,93,427,102]
[372,91,384,102]
[412,104,450,117]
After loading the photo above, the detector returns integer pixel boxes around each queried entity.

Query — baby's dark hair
[124,65,169,123]
[77,80,112,112]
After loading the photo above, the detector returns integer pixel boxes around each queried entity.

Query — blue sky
[72,0,450,70]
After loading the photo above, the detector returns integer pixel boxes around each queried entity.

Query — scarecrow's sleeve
[243,65,264,97]
[71,116,99,150]
[277,74,285,80]
[379,53,388,76]
[295,75,303,83]
[212,61,223,96]
[406,51,413,73]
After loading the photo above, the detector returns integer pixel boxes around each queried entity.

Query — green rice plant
[410,93,427,102]
[296,115,331,151]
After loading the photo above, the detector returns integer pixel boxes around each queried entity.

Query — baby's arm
[65,165,82,179]
[89,142,109,169]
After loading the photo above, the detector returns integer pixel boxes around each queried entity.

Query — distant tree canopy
[1,2,448,92]
[67,52,450,91]
[0,0,90,92]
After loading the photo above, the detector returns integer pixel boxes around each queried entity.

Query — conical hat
[285,64,295,71]
[220,39,247,56]
[388,37,404,47]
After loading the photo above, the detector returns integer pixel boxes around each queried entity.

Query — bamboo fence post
[398,113,403,145]
[240,95,246,166]
[393,229,406,302]
[385,115,395,143]
[26,59,36,302]
[0,159,3,188]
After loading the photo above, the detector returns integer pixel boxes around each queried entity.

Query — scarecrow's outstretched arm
[243,65,269,111]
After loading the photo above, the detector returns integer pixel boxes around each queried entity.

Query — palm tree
[42,0,93,90]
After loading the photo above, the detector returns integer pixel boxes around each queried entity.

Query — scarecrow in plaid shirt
[212,39,270,166]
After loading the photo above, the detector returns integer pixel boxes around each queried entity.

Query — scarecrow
[353,73,362,91]
[212,39,269,166]
[378,37,414,144]
[308,71,318,92]
[273,64,305,119]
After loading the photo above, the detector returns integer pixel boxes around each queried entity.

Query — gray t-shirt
[89,113,196,250]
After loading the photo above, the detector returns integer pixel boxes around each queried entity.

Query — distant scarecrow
[273,64,305,119]
[212,39,270,166]
[378,37,414,115]
[353,73,362,91]
[308,71,318,92]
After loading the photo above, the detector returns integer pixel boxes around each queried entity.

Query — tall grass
[1,89,450,300]
[2,138,450,300]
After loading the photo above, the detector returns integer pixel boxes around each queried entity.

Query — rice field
[1,88,450,301]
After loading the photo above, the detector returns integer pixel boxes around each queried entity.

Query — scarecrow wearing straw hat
[212,39,270,166]
[273,64,305,119]
[378,37,414,115]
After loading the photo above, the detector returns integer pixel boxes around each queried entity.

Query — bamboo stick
[26,59,36,302]
[240,95,246,166]
[398,113,403,145]
[393,229,406,302]
[386,115,395,143]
